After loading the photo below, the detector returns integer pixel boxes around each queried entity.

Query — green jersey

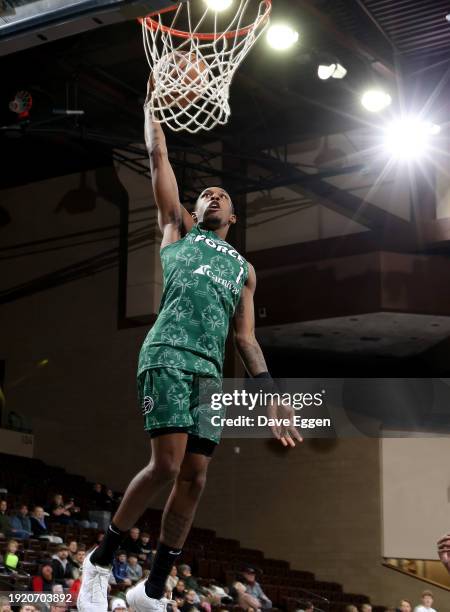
[138,224,249,378]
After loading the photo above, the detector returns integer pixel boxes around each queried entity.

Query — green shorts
[137,367,224,444]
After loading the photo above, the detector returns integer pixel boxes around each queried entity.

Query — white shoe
[126,581,169,612]
[77,549,111,612]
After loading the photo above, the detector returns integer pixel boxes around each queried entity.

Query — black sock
[91,522,125,567]
[145,541,182,599]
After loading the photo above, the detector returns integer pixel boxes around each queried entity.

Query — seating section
[0,453,386,611]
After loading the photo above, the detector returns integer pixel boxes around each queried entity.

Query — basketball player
[78,79,301,612]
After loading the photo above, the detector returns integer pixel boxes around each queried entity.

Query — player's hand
[266,401,303,447]
[437,533,450,573]
[145,73,155,108]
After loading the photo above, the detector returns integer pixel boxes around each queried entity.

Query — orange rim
[140,0,271,40]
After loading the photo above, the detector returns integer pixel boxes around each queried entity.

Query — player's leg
[127,373,219,609]
[160,440,214,546]
[148,374,220,564]
[126,441,214,609]
[91,431,188,566]
[77,432,188,612]
[78,368,194,612]
[148,443,214,593]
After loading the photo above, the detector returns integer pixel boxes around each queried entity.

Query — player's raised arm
[144,78,194,248]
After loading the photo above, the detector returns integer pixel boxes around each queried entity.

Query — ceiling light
[266,24,299,51]
[361,89,392,113]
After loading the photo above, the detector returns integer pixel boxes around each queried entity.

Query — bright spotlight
[426,122,441,135]
[318,64,335,80]
[318,63,347,80]
[266,24,299,51]
[384,117,440,160]
[361,89,392,113]
[204,0,233,10]
[333,63,347,79]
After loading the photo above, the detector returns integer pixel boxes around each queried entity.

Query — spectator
[30,506,63,544]
[48,494,96,528]
[48,494,74,526]
[400,601,413,612]
[69,548,86,580]
[166,565,179,592]
[69,569,83,606]
[296,603,313,612]
[414,591,436,612]
[361,606,372,612]
[437,533,450,575]
[232,581,261,612]
[10,504,32,539]
[49,605,68,612]
[122,526,142,556]
[198,594,212,612]
[0,596,12,612]
[126,553,143,583]
[96,531,106,545]
[2,539,20,573]
[173,592,186,611]
[178,564,199,592]
[32,563,56,592]
[242,567,272,610]
[344,607,358,612]
[181,590,202,612]
[110,598,128,611]
[91,483,107,510]
[104,489,118,513]
[67,540,78,561]
[112,550,132,588]
[19,607,36,612]
[173,579,187,601]
[51,544,74,587]
[204,581,232,606]
[138,531,153,565]
[0,500,12,538]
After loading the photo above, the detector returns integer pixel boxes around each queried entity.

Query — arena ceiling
[1,0,450,194]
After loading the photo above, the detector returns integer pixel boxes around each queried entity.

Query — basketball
[151,51,209,110]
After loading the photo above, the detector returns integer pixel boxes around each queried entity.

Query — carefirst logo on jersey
[194,264,240,295]
[193,234,245,264]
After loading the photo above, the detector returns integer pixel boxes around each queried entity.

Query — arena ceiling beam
[244,149,415,238]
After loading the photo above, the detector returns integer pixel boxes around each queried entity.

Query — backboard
[0,0,173,55]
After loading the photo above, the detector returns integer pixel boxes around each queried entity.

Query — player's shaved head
[195,186,234,213]
[193,186,236,231]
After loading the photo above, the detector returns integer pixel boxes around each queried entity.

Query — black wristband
[253,371,277,394]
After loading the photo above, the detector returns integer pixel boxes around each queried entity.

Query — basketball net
[142,1,271,133]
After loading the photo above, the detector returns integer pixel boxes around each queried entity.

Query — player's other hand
[437,533,450,573]
[266,401,303,447]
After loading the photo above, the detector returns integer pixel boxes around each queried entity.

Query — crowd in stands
[0,480,444,612]
[340,594,439,612]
